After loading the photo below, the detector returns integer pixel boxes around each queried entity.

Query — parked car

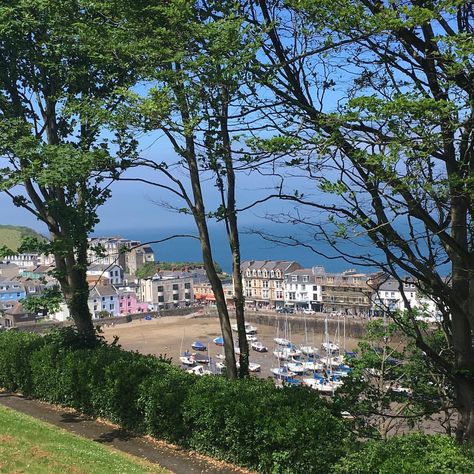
[276,307,294,314]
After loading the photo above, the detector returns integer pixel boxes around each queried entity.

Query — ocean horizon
[93,223,380,275]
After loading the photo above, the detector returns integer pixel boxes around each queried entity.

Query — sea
[94,223,381,274]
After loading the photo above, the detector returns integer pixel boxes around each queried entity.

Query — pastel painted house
[88,285,119,318]
[118,290,148,315]
[0,281,26,302]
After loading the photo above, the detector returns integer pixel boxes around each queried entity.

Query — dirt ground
[101,313,362,379]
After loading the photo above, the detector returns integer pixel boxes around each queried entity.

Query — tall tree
[246,0,474,442]
[0,0,139,341]
[120,0,259,377]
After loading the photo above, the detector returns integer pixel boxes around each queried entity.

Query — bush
[0,331,44,394]
[0,330,352,473]
[333,433,474,474]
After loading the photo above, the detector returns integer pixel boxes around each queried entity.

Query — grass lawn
[0,405,171,474]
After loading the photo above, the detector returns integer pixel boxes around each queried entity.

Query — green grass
[0,225,48,252]
[0,405,171,474]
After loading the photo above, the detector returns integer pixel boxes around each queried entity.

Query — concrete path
[0,392,251,474]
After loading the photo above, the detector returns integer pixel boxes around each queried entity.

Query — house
[2,302,36,327]
[241,260,302,309]
[117,289,149,315]
[0,280,26,302]
[0,262,20,280]
[140,271,193,310]
[193,279,234,305]
[88,285,119,318]
[284,267,372,315]
[87,264,123,285]
[1,252,39,270]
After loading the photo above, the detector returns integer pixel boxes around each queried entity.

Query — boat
[302,360,325,371]
[274,337,291,346]
[187,365,212,376]
[271,367,295,379]
[246,334,258,342]
[248,362,261,372]
[286,344,302,358]
[322,341,339,353]
[273,350,289,360]
[302,376,336,394]
[193,353,210,364]
[231,322,258,334]
[251,341,268,352]
[191,341,207,351]
[285,361,306,375]
[300,345,318,356]
[213,336,224,346]
[179,356,196,366]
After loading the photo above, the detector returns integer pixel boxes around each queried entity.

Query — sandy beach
[101,313,362,379]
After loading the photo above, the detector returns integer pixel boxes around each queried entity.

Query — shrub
[0,331,44,394]
[333,433,474,474]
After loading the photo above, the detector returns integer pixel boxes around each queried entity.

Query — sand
[101,313,362,378]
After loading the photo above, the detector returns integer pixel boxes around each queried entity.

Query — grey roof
[241,260,301,272]
[88,264,122,272]
[89,285,118,298]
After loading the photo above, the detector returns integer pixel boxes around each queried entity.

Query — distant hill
[0,225,48,252]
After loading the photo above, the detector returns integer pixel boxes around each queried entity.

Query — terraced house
[241,260,302,309]
[284,267,372,315]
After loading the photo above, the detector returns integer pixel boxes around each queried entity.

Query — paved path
[0,392,251,474]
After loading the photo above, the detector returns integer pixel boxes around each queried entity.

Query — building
[87,264,123,285]
[368,275,440,318]
[0,280,26,303]
[0,262,20,280]
[193,280,234,306]
[87,237,155,274]
[284,267,372,315]
[1,302,36,327]
[241,260,302,309]
[1,252,39,270]
[88,285,119,318]
[117,289,149,315]
[140,271,193,310]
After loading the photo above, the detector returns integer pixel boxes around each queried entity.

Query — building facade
[87,264,123,285]
[140,271,193,310]
[241,260,302,308]
[88,285,120,318]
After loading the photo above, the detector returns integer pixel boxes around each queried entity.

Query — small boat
[213,336,224,346]
[285,362,306,375]
[322,341,339,353]
[179,356,196,366]
[144,315,153,321]
[246,334,258,342]
[248,362,261,372]
[302,360,325,371]
[274,337,291,346]
[286,344,302,358]
[301,345,318,356]
[251,341,268,352]
[302,375,336,394]
[191,341,207,351]
[187,365,212,376]
[193,353,210,364]
[271,367,295,379]
[273,350,289,360]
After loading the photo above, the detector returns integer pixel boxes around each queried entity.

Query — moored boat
[213,336,224,346]
[251,341,268,352]
[274,337,291,346]
[192,341,207,351]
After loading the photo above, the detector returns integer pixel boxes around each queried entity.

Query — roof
[89,285,118,298]
[88,264,122,272]
[241,260,302,272]
[5,302,27,315]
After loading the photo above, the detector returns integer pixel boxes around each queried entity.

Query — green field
[0,405,170,474]
[0,225,47,252]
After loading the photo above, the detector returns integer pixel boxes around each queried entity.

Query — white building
[140,271,193,310]
[88,285,119,318]
[1,252,39,270]
[87,264,123,285]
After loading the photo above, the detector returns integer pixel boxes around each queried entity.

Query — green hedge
[0,330,350,473]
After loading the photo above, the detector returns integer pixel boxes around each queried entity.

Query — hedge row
[0,330,351,473]
[2,330,472,473]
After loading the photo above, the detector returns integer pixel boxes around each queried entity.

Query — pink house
[118,291,148,315]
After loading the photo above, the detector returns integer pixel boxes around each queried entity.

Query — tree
[245,0,474,442]
[0,0,140,342]
[120,0,259,377]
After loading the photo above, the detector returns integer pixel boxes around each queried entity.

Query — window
[246,270,251,277]
[109,304,114,310]
[94,305,97,311]
[275,281,281,289]
[157,286,164,292]
[301,284,306,290]
[102,297,105,301]
[313,293,318,300]
[173,294,179,301]
[313,285,318,291]
[275,271,281,278]
[263,281,269,288]
[110,296,113,300]
[262,290,269,298]
[102,304,106,309]
[263,270,268,278]
[185,293,190,299]
[292,275,297,282]
[158,296,164,303]
[185,282,191,289]
[173,284,179,291]
[128,301,131,306]
[302,275,309,282]
[270,271,274,277]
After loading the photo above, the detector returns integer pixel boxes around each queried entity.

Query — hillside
[0,225,48,252]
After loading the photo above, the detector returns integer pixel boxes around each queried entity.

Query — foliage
[0,225,47,254]
[21,286,64,316]
[333,433,474,474]
[0,329,351,473]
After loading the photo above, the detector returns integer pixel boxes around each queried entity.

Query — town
[0,235,439,328]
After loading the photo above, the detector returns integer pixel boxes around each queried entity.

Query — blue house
[0,281,27,301]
